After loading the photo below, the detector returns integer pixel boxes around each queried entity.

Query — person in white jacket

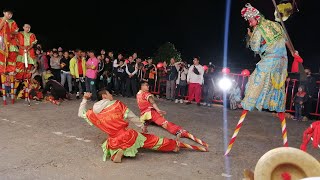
[186,57,204,105]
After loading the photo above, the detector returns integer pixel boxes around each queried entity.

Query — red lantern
[203,65,208,71]
[125,59,129,64]
[241,69,250,76]
[142,61,148,65]
[157,62,163,68]
[221,67,230,74]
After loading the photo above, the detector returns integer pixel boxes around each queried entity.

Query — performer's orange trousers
[142,133,177,151]
[0,52,17,73]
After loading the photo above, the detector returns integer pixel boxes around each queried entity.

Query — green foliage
[154,42,182,63]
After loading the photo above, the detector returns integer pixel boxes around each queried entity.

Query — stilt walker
[137,81,208,147]
[0,9,18,105]
[24,49,30,106]
[1,73,7,105]
[225,3,297,156]
[10,74,14,104]
[7,16,19,104]
[16,24,37,105]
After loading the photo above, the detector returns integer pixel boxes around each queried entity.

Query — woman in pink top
[85,50,99,101]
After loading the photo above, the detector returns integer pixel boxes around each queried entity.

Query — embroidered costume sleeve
[126,110,144,128]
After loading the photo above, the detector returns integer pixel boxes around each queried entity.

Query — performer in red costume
[14,24,37,104]
[0,9,19,104]
[16,24,37,80]
[137,81,208,147]
[78,90,207,163]
[0,9,18,73]
[291,51,303,73]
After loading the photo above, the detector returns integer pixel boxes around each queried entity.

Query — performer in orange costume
[15,24,37,80]
[137,81,208,147]
[78,90,207,163]
[0,9,19,104]
[14,24,37,104]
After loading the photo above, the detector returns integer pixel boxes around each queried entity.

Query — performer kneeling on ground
[78,90,207,163]
[42,76,69,105]
[137,81,208,147]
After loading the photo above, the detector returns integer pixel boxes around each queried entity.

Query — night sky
[2,0,319,72]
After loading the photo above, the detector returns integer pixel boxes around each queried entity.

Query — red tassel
[278,112,285,121]
[300,127,313,151]
[311,121,320,149]
[300,121,320,152]
[281,172,291,180]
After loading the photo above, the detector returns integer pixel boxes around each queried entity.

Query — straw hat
[254,147,320,180]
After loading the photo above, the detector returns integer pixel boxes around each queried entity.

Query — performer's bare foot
[112,149,124,163]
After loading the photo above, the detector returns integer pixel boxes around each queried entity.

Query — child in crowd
[29,75,43,101]
[3,73,11,98]
[293,85,308,121]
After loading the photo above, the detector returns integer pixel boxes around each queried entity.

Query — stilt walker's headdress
[241,3,261,21]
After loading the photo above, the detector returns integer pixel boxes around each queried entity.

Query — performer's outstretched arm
[78,93,93,126]
[125,110,147,133]
[148,96,166,115]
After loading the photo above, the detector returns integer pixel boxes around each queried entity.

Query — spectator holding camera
[175,61,188,103]
[144,57,157,91]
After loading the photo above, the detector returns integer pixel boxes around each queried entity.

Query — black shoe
[186,102,191,105]
[76,95,80,99]
[197,103,201,106]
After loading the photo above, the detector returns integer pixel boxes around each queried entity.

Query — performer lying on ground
[78,90,207,163]
[137,81,208,147]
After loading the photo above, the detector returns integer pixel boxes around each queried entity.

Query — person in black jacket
[202,65,215,106]
[96,55,105,90]
[125,56,138,97]
[144,58,157,92]
[60,51,72,93]
[164,58,178,101]
[43,76,68,101]
[114,60,126,96]
[301,68,317,120]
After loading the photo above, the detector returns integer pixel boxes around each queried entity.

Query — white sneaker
[175,99,179,103]
[179,99,183,104]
